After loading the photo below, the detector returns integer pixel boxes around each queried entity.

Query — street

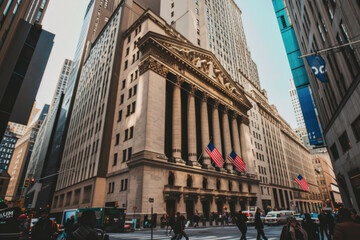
[108,225,283,240]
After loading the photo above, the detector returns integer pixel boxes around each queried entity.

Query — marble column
[201,94,213,169]
[187,85,200,167]
[212,101,224,170]
[231,115,241,157]
[240,120,255,174]
[172,78,185,164]
[222,108,233,173]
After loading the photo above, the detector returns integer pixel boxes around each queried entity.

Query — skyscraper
[272,0,324,147]
[289,79,305,129]
[50,59,72,108]
[281,0,360,212]
[0,0,54,140]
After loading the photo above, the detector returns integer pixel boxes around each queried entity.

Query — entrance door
[230,201,235,214]
[216,200,223,214]
[185,200,194,220]
[166,199,176,217]
[202,200,210,220]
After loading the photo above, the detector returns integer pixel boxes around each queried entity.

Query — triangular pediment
[138,32,252,110]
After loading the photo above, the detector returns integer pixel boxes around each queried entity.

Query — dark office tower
[282,0,360,211]
[0,0,54,140]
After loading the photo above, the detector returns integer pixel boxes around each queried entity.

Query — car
[242,211,255,224]
[294,213,303,222]
[300,213,320,225]
[265,211,295,225]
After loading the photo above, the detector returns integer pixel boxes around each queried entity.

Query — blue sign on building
[272,0,324,146]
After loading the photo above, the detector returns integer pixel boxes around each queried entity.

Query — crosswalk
[109,233,278,240]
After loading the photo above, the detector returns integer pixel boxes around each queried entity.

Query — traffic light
[30,178,35,186]
[24,178,30,187]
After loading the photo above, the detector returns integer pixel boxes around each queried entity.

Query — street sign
[149,198,154,203]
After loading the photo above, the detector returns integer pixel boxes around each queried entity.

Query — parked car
[265,210,295,225]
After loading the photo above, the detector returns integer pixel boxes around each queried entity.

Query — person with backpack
[70,210,98,240]
[280,217,308,240]
[235,210,248,240]
[31,209,58,240]
[302,213,319,240]
[255,209,268,240]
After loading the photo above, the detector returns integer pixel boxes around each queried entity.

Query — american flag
[295,174,309,191]
[227,151,246,172]
[205,141,224,168]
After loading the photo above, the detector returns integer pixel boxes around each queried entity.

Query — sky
[36,0,297,128]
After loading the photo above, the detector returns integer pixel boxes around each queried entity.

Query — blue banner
[305,56,328,82]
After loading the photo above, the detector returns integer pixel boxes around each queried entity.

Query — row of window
[108,179,128,193]
[113,147,132,166]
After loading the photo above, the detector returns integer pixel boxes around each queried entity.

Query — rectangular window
[120,94,124,105]
[171,2,174,8]
[128,88,132,98]
[351,115,360,142]
[127,36,131,43]
[113,153,118,166]
[131,102,136,113]
[122,149,127,162]
[115,133,120,145]
[171,11,174,17]
[121,180,124,191]
[196,19,199,25]
[339,131,352,153]
[126,104,131,116]
[124,129,129,141]
[129,126,134,139]
[124,179,128,191]
[118,110,122,122]
[126,47,129,56]
[83,185,92,203]
[124,60,128,70]
[128,147,132,161]
[132,54,135,64]
[197,39,200,46]
[133,85,137,96]
[280,15,287,28]
[122,79,126,89]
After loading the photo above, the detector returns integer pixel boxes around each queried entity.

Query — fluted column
[172,78,185,164]
[201,94,213,169]
[212,101,222,155]
[222,108,233,173]
[187,85,200,167]
[240,119,255,173]
[231,114,241,157]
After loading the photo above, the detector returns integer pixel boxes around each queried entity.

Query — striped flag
[205,141,224,168]
[227,151,246,172]
[295,174,309,191]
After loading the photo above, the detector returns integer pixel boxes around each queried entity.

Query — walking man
[235,210,248,240]
[255,209,267,240]
[171,212,189,240]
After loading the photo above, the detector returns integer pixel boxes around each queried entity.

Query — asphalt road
[108,225,283,240]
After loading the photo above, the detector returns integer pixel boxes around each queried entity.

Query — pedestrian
[31,209,58,240]
[326,211,335,240]
[280,217,308,240]
[64,215,75,239]
[193,210,200,228]
[235,210,248,240]
[171,212,189,240]
[318,210,328,240]
[349,208,360,224]
[70,210,98,240]
[167,214,175,236]
[333,208,360,240]
[302,213,319,240]
[18,214,30,240]
[254,208,268,240]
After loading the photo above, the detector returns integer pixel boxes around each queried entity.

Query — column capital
[213,100,220,109]
[189,84,197,96]
[202,93,209,102]
[175,76,185,87]
[232,113,239,120]
[223,106,230,114]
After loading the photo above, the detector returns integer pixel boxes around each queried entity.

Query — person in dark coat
[333,208,360,240]
[254,209,267,240]
[350,208,360,224]
[171,212,189,240]
[326,211,335,240]
[318,210,328,240]
[31,209,57,240]
[302,213,319,240]
[235,210,248,240]
[280,217,308,240]
[70,210,98,240]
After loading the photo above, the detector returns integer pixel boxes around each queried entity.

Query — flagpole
[298,39,360,58]
[198,136,213,163]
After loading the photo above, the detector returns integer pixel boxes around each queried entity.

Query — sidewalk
[136,222,239,231]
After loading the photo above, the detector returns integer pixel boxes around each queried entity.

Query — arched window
[186,175,193,188]
[216,179,221,190]
[168,171,175,186]
[202,178,208,189]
